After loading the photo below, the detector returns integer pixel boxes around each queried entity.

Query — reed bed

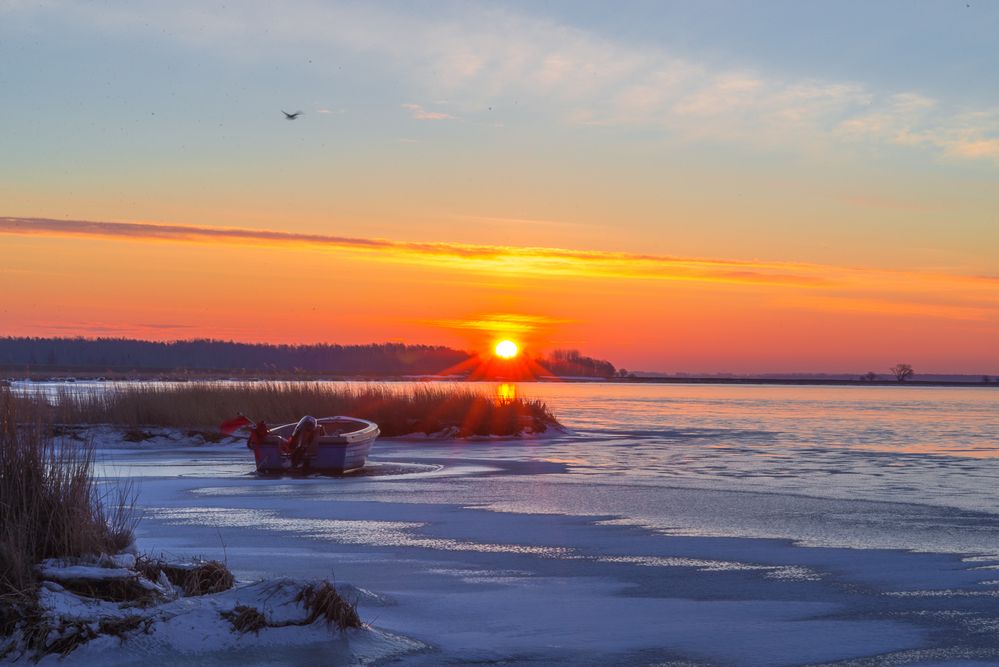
[29,382,560,436]
[0,389,136,597]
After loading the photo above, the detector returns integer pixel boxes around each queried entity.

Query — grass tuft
[134,557,234,596]
[222,581,362,635]
[221,605,268,634]
[32,619,97,659]
[97,615,154,644]
[186,429,225,443]
[44,574,160,605]
[295,581,362,630]
[179,560,234,596]
[121,428,154,442]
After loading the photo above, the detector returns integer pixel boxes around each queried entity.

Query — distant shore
[2,370,996,387]
[615,376,998,387]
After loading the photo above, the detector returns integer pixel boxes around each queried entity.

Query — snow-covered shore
[24,562,422,666]
[15,424,999,665]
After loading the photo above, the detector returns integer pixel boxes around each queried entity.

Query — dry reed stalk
[134,557,234,596]
[26,382,559,436]
[97,615,153,643]
[295,581,362,630]
[0,388,137,600]
[178,560,234,596]
[221,605,268,634]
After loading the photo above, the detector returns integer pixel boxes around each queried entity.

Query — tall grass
[38,382,560,436]
[0,389,136,597]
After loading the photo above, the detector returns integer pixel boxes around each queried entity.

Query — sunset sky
[1,1,997,373]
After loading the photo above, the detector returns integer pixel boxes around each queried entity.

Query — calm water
[428,382,999,517]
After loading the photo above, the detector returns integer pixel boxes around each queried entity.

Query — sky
[1,0,997,374]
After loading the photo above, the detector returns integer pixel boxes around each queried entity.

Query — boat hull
[252,417,379,474]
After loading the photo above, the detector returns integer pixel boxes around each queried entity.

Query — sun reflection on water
[496,382,517,403]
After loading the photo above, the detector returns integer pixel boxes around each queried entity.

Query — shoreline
[5,375,998,388]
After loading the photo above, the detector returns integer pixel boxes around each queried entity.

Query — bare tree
[860,371,878,382]
[889,363,914,383]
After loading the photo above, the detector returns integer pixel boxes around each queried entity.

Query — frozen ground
[58,412,999,667]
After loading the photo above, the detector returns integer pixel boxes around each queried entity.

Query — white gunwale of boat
[265,416,379,445]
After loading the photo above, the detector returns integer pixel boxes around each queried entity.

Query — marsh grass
[46,572,161,605]
[295,581,362,630]
[219,581,361,635]
[97,615,154,643]
[219,580,360,636]
[136,557,234,597]
[35,382,560,436]
[12,612,152,660]
[0,390,137,598]
[221,605,268,635]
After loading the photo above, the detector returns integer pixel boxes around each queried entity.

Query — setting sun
[495,340,519,359]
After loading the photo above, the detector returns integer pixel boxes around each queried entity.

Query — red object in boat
[219,415,254,436]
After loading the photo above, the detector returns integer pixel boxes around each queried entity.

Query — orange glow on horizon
[1,217,998,374]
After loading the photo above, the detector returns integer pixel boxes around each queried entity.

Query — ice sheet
[69,427,998,665]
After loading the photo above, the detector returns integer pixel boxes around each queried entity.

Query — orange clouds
[2,216,997,302]
[1,215,997,372]
[0,216,889,288]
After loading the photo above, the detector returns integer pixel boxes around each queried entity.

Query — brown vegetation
[295,581,362,630]
[12,610,153,660]
[97,615,154,644]
[0,389,136,596]
[0,387,141,660]
[20,382,560,436]
[220,581,362,635]
[42,570,160,605]
[135,557,234,596]
[221,605,268,634]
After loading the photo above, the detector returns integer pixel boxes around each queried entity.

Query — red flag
[219,415,254,435]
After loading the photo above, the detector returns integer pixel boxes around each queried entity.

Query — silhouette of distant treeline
[0,337,619,378]
[0,337,470,375]
[539,349,616,378]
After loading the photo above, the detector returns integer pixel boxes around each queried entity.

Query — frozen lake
[56,382,999,665]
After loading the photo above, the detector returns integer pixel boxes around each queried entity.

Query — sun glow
[495,339,519,359]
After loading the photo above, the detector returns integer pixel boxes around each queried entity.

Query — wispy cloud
[12,1,997,164]
[327,5,997,163]
[425,313,573,336]
[402,103,456,121]
[838,96,999,160]
[0,216,829,287]
[30,321,196,335]
[2,216,998,323]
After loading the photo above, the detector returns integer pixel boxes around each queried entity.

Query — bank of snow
[7,554,424,665]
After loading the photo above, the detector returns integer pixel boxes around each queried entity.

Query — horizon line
[0,334,996,377]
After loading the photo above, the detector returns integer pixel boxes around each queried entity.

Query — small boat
[222,415,379,474]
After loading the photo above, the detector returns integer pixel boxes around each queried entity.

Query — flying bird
[282,110,303,120]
